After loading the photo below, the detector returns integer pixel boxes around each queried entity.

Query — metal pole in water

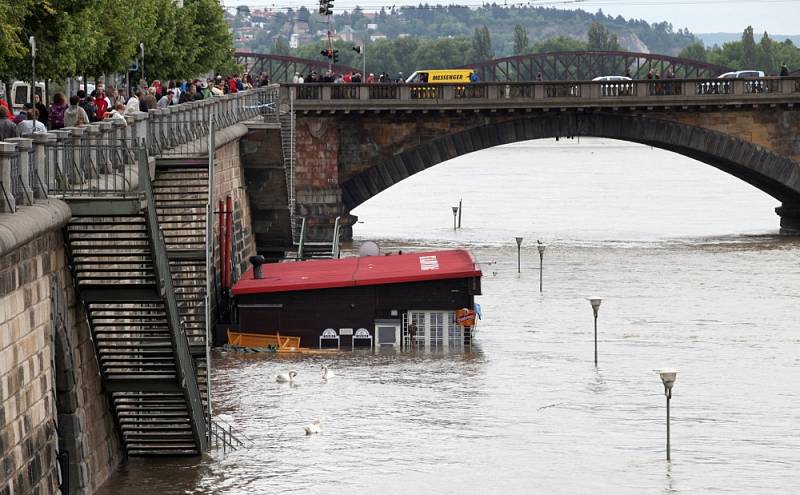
[537,241,546,292]
[515,237,523,274]
[587,297,602,366]
[657,369,677,461]
[451,206,458,231]
[457,198,462,229]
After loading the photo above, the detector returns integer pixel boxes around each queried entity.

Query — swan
[304,420,322,435]
[276,370,297,383]
[321,364,335,380]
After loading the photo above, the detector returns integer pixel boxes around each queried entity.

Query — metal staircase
[64,150,207,456]
[278,110,297,243]
[152,157,211,419]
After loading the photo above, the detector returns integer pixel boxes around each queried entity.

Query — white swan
[276,370,297,383]
[321,364,335,380]
[304,420,322,435]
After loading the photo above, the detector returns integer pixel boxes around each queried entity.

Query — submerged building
[231,249,482,350]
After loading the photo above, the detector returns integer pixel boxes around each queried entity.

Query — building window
[411,311,426,349]
[447,311,462,349]
[430,312,443,350]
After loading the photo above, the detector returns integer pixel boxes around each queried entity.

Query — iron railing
[282,77,800,107]
[44,138,138,197]
[208,417,251,452]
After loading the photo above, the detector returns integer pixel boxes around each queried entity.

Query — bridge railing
[282,77,800,106]
[0,86,280,212]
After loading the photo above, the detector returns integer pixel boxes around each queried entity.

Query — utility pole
[28,36,36,107]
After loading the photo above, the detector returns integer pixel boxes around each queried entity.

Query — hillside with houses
[227,4,698,59]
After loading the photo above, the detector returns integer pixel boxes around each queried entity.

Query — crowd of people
[0,72,272,140]
[292,70,406,84]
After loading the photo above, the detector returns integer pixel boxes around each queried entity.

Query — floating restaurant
[230,249,482,351]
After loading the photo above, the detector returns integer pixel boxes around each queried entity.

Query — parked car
[716,70,767,93]
[592,75,633,96]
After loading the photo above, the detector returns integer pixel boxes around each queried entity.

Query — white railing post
[6,137,33,204]
[32,133,51,198]
[0,142,18,212]
[85,124,101,179]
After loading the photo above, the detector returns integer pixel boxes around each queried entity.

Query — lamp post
[451,206,459,231]
[537,241,546,292]
[28,36,36,107]
[587,297,602,366]
[457,198,462,228]
[515,237,523,274]
[658,369,677,461]
[140,42,145,85]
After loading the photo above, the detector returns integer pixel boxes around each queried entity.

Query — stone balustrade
[0,86,276,212]
[282,76,800,111]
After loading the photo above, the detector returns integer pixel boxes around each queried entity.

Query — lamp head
[451,206,459,214]
[587,296,602,312]
[658,369,677,391]
[537,243,546,256]
[515,236,523,247]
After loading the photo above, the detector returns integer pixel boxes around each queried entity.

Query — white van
[6,81,47,111]
[717,70,766,79]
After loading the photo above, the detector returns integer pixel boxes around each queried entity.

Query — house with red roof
[231,249,482,351]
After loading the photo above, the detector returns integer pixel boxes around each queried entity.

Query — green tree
[513,24,529,55]
[741,26,756,68]
[0,0,36,76]
[756,32,776,73]
[587,22,620,51]
[530,36,587,53]
[472,25,494,61]
[678,42,708,62]
[272,36,291,56]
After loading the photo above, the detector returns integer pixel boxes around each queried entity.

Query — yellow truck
[404,69,476,84]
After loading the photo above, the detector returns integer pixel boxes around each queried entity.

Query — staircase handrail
[137,147,208,451]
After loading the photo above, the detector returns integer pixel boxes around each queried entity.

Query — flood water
[98,139,800,494]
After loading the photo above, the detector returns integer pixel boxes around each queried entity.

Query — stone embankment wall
[211,130,256,334]
[0,201,121,495]
[240,124,293,256]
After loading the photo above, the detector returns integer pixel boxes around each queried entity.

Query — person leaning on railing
[16,109,47,137]
[0,107,16,140]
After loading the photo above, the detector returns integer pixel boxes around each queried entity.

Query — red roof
[232,249,482,295]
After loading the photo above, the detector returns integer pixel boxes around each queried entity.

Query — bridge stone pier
[282,77,800,240]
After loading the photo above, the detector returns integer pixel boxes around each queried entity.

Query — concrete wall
[0,202,121,495]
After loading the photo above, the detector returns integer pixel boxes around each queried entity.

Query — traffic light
[319,0,333,15]
[352,45,361,54]
[333,49,339,63]
[320,49,328,58]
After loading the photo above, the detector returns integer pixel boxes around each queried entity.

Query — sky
[223,0,800,35]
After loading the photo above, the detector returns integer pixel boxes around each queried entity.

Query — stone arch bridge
[275,76,800,243]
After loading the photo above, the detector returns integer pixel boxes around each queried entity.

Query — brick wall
[213,139,257,288]
[0,228,121,495]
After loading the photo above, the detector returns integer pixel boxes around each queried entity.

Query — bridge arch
[341,113,800,225]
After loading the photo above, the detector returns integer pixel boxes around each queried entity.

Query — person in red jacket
[0,97,10,116]
[228,76,238,94]
[95,89,109,119]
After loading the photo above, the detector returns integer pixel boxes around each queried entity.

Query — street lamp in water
[537,240,546,292]
[587,296,602,366]
[657,369,677,461]
[451,206,459,231]
[515,237,523,274]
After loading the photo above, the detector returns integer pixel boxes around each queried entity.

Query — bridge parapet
[281,77,800,112]
[0,85,280,212]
